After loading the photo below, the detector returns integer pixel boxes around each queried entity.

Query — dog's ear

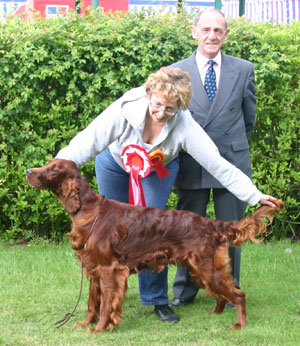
[61,178,81,214]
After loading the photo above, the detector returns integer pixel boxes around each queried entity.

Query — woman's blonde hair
[144,67,192,109]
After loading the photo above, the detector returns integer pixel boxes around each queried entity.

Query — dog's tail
[224,199,284,246]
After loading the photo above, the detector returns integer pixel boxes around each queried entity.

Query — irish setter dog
[26,158,283,333]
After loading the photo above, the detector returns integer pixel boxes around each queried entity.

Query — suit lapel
[188,52,211,114]
[203,52,240,128]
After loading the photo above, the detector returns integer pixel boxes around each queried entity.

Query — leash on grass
[54,213,100,328]
[54,265,84,328]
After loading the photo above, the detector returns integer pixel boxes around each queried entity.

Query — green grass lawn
[0,240,299,345]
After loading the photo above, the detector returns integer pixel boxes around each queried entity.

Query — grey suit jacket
[171,50,256,189]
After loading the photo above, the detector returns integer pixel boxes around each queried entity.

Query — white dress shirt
[195,50,222,88]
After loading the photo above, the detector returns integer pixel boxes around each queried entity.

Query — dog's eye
[50,168,58,173]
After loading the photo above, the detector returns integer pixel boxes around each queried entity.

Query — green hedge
[0,10,299,243]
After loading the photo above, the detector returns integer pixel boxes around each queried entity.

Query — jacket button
[224,130,229,135]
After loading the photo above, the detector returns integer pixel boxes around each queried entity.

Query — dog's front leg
[74,278,100,329]
[87,264,129,333]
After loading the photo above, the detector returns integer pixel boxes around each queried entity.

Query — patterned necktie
[204,60,217,103]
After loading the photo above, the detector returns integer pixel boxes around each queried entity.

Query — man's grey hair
[194,9,228,30]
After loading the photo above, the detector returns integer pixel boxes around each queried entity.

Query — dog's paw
[208,310,222,315]
[73,322,88,328]
[86,328,96,334]
[229,322,244,330]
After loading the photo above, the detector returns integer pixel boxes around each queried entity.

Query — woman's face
[148,94,178,123]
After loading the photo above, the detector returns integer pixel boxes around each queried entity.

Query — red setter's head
[26,159,81,214]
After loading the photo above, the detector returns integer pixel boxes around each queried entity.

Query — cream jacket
[56,87,262,205]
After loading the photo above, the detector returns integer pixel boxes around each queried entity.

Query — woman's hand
[259,194,278,207]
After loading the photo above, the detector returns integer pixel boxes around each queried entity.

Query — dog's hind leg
[206,271,246,330]
[208,245,247,329]
[88,264,130,333]
[188,261,228,315]
[228,289,246,330]
[210,296,226,314]
[74,277,100,328]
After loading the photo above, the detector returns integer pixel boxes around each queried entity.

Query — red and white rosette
[121,144,152,206]
[121,145,171,207]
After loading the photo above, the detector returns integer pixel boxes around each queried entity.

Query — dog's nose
[27,169,32,175]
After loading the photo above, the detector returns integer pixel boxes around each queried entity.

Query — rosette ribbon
[121,145,152,206]
[149,150,170,180]
[121,145,170,207]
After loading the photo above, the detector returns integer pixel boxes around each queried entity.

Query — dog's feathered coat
[26,159,283,333]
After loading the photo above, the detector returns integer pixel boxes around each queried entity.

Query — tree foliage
[0,10,299,242]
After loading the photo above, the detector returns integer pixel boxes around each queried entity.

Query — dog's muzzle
[27,169,33,176]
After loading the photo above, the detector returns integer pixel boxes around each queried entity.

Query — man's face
[191,11,229,59]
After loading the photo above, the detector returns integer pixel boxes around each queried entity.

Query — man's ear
[191,25,198,39]
[224,28,230,41]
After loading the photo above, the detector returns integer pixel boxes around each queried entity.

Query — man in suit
[169,9,256,307]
